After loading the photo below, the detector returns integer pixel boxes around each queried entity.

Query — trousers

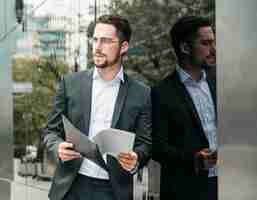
[63,174,116,200]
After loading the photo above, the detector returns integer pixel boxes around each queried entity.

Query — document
[62,115,135,163]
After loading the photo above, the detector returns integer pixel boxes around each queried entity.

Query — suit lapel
[111,74,129,128]
[173,71,204,134]
[79,70,93,135]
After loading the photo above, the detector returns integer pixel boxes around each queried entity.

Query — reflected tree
[106,0,215,85]
[13,57,69,158]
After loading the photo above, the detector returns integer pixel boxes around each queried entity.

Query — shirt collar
[176,65,206,83]
[93,66,124,83]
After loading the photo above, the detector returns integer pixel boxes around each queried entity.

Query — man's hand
[200,148,217,169]
[195,148,217,173]
[58,142,81,162]
[118,151,138,171]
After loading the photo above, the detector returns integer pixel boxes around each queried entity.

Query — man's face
[92,23,126,69]
[191,26,216,67]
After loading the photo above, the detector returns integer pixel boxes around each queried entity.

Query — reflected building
[33,15,73,63]
[0,1,222,200]
[15,0,112,70]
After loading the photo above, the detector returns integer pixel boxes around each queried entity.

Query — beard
[93,53,108,68]
[95,59,108,69]
[93,51,121,69]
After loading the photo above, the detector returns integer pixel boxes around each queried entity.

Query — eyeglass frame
[89,37,120,46]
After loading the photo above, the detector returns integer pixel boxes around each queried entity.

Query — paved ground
[10,159,153,200]
[11,159,50,200]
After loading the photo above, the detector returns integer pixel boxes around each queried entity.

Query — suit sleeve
[151,88,195,169]
[43,76,67,163]
[133,87,152,170]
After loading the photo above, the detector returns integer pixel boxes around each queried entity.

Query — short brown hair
[95,14,132,43]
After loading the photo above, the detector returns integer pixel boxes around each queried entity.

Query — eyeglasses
[89,37,119,46]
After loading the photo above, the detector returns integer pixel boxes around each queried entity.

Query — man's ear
[120,41,129,56]
[180,42,191,55]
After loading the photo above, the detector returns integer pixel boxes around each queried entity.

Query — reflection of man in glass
[44,15,152,200]
[152,16,217,200]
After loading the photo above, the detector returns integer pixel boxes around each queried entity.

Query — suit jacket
[44,69,152,200]
[151,70,216,200]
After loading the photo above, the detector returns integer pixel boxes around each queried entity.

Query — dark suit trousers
[198,177,218,200]
[208,176,217,200]
[63,174,116,200]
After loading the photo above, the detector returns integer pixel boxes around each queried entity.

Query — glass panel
[0,1,16,200]
[217,0,257,199]
[0,0,14,184]
[12,1,216,200]
[0,180,11,200]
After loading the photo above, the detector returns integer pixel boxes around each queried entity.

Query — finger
[200,148,213,156]
[59,142,74,149]
[129,151,138,159]
[120,151,138,158]
[59,143,74,157]
[118,157,135,166]
[119,162,133,171]
[200,151,211,158]
[119,152,137,161]
[118,158,136,169]
[61,154,81,161]
[118,154,137,162]
[59,147,80,159]
[61,149,81,158]
[64,149,80,156]
[118,153,131,159]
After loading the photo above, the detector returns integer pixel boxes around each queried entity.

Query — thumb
[129,151,138,159]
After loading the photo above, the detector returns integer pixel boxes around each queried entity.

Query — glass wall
[217,0,257,199]
[7,1,257,200]
[2,1,215,200]
[10,1,215,200]
[0,0,15,200]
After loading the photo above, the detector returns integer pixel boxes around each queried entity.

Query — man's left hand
[118,151,138,171]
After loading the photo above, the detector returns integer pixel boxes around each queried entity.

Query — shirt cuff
[129,161,139,175]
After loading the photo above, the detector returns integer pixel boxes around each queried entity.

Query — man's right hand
[58,142,81,161]
[200,149,217,169]
[195,148,217,172]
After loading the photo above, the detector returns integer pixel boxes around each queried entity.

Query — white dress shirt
[78,67,124,179]
[177,67,217,177]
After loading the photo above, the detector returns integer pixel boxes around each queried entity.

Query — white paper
[93,128,135,158]
[62,115,135,160]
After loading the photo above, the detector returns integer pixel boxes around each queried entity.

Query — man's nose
[210,42,216,54]
[94,39,103,50]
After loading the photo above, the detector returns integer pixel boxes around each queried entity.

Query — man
[44,15,152,200]
[151,16,217,200]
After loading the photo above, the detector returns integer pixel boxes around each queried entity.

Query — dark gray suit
[44,69,152,200]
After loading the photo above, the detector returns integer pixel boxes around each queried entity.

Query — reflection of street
[12,159,50,200]
[134,167,149,200]
[134,160,160,200]
[11,158,150,200]
[11,159,157,200]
